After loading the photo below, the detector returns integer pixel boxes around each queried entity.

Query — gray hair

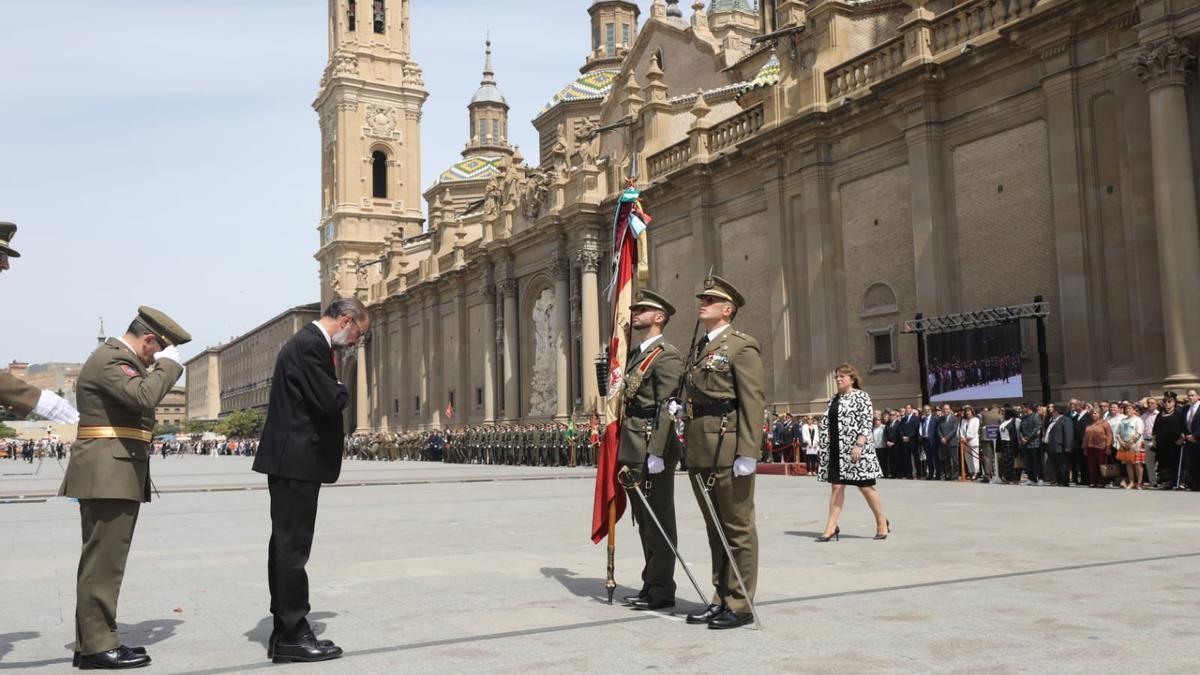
[126,318,153,337]
[323,297,368,322]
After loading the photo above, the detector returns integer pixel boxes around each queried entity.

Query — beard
[331,325,354,348]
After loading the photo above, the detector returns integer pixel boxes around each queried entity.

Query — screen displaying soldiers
[926,322,1023,402]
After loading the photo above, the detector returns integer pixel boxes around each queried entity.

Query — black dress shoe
[74,647,146,667]
[621,591,648,605]
[77,646,151,670]
[272,632,343,663]
[267,635,334,659]
[685,604,726,624]
[629,598,675,611]
[708,610,754,630]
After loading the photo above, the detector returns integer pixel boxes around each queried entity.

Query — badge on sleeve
[121,364,139,377]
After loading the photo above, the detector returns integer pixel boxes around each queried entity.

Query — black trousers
[1021,446,1043,482]
[1069,447,1087,484]
[1048,452,1070,486]
[267,475,322,641]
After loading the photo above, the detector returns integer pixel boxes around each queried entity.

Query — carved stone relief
[527,288,558,417]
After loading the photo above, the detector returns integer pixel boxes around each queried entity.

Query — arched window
[373,0,385,34]
[347,0,356,31]
[372,151,388,199]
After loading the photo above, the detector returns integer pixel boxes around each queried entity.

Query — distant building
[155,387,187,430]
[184,348,222,422]
[214,303,321,416]
[5,361,81,407]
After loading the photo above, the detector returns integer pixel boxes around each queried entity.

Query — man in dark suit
[1042,403,1073,487]
[882,410,900,478]
[900,404,920,479]
[253,297,370,663]
[1068,399,1090,485]
[919,405,939,479]
[1183,389,1200,491]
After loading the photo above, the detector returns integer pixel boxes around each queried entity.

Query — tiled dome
[538,68,620,116]
[436,156,503,184]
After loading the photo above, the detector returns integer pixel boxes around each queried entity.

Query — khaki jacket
[684,326,766,468]
[0,370,39,416]
[59,338,183,502]
[617,337,684,465]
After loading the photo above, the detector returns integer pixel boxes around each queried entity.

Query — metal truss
[901,301,1049,335]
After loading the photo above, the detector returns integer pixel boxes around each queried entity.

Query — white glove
[154,345,182,364]
[733,456,757,477]
[646,454,665,474]
[667,400,682,418]
[34,390,80,425]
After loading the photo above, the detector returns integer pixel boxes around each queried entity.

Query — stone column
[427,290,443,428]
[455,273,470,425]
[577,247,603,414]
[1136,39,1200,389]
[355,341,369,432]
[553,256,571,419]
[901,100,960,317]
[500,276,519,420]
[481,274,498,423]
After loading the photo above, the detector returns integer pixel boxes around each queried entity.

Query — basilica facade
[314,0,1200,432]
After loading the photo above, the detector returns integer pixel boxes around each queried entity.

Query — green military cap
[137,305,192,347]
[696,274,745,308]
[0,222,20,257]
[630,288,675,317]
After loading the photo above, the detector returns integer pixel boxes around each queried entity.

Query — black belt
[691,400,736,417]
[625,404,658,419]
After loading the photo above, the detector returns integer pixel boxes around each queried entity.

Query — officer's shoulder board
[729,330,761,348]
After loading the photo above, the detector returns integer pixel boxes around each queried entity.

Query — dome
[471,83,507,105]
[538,68,620,117]
[436,155,503,184]
[738,53,780,99]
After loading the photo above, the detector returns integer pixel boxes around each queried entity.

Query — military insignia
[700,348,731,373]
[703,277,716,290]
[624,369,644,398]
[121,364,139,377]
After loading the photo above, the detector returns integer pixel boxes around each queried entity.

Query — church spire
[466,34,511,157]
[481,34,496,87]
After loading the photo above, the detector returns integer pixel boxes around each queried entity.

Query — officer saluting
[618,290,685,611]
[683,275,765,630]
[61,307,190,669]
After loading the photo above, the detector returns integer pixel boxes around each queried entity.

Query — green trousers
[627,462,678,602]
[76,499,141,655]
[689,468,757,614]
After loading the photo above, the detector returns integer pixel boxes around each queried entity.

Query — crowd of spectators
[1,438,67,462]
[767,388,1200,490]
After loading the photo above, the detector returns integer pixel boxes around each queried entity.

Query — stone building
[4,361,81,407]
[155,387,187,430]
[326,0,1200,431]
[184,348,222,422]
[216,303,321,416]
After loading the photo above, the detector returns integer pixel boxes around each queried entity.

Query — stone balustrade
[707,104,765,154]
[827,35,907,100]
[647,138,693,181]
[930,0,1039,54]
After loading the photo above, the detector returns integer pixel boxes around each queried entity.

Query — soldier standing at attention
[619,290,685,611]
[61,307,190,669]
[0,222,80,424]
[683,276,765,630]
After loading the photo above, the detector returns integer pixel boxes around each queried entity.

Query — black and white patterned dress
[817,388,882,485]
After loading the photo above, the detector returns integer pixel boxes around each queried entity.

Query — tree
[0,422,17,439]
[184,418,218,435]
[154,422,182,436]
[217,408,267,438]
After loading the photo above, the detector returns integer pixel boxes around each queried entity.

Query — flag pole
[605,500,616,604]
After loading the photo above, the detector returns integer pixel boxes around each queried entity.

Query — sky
[0,0,660,367]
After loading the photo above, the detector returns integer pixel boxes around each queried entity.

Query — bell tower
[314,0,427,305]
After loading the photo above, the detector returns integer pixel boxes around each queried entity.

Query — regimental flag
[591,185,650,544]
[566,413,577,443]
[446,401,454,420]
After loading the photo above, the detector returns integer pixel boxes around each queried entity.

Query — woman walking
[816,364,888,541]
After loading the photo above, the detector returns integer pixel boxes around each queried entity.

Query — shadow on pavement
[245,612,338,650]
[784,530,871,540]
[539,566,642,604]
[0,631,40,664]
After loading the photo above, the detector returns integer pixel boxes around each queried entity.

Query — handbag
[1115,449,1135,463]
[1100,463,1122,478]
[1012,455,1025,469]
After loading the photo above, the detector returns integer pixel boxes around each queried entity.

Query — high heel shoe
[815,526,839,542]
[874,519,890,540]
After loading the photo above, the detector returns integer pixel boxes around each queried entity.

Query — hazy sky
[0,0,658,366]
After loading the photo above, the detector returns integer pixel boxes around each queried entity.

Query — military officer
[683,276,765,630]
[61,307,190,669]
[0,222,80,424]
[618,289,685,611]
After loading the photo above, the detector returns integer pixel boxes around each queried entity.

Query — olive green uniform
[619,335,685,603]
[0,370,40,416]
[685,325,765,615]
[60,337,184,655]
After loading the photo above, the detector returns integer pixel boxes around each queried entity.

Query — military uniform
[684,276,765,629]
[0,370,39,416]
[61,307,189,661]
[619,290,685,608]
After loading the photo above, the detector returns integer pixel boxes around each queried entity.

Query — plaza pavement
[0,456,1196,673]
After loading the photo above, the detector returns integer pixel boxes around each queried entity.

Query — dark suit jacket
[252,323,349,483]
[900,413,919,443]
[1043,415,1073,454]
[1070,411,1089,451]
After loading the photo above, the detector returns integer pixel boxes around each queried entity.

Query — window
[347,0,356,31]
[371,151,387,198]
[867,326,896,372]
[478,119,486,141]
[393,398,399,414]
[475,386,483,407]
[372,0,385,33]
[492,119,500,143]
[448,391,455,408]
[622,23,630,46]
[593,23,600,50]
[413,395,420,412]
[605,23,615,57]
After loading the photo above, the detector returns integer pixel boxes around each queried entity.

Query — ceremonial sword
[692,473,762,630]
[617,466,708,607]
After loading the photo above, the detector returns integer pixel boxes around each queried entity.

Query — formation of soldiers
[343,422,598,467]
